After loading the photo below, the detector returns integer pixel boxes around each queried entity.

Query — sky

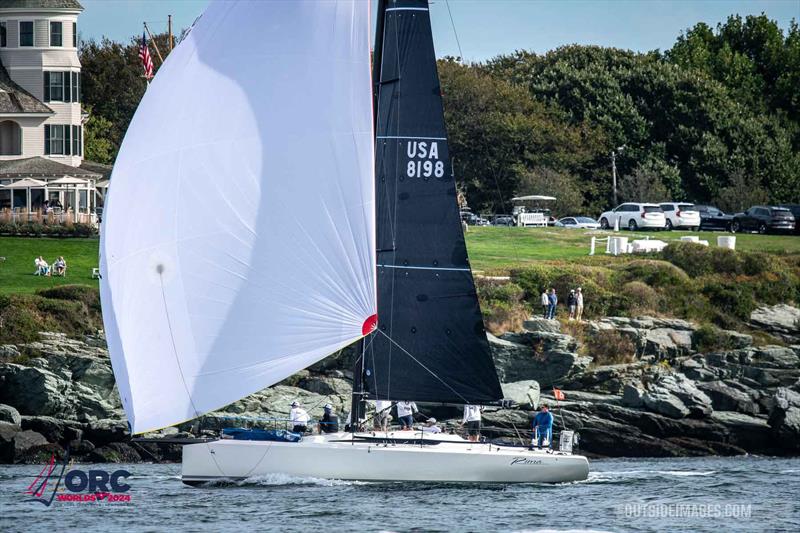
[79,0,799,61]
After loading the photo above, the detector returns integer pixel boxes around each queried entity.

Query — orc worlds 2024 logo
[24,452,132,506]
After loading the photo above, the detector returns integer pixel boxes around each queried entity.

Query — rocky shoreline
[1,305,798,464]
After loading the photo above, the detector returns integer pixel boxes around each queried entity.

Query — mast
[350,0,388,433]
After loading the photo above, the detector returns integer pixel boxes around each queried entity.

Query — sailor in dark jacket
[318,404,340,434]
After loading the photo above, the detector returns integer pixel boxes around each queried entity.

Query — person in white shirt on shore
[396,401,417,430]
[461,404,483,442]
[289,401,309,434]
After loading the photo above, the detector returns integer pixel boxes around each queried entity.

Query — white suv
[599,203,666,231]
[660,203,701,230]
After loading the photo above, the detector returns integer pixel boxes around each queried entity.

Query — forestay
[100,0,376,434]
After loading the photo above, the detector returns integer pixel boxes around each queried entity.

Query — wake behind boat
[100,0,589,486]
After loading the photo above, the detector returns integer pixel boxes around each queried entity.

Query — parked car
[731,206,796,234]
[492,215,515,226]
[599,203,666,231]
[555,216,600,229]
[779,205,800,235]
[695,205,733,232]
[659,202,701,230]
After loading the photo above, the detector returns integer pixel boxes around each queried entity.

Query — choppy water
[1,456,798,532]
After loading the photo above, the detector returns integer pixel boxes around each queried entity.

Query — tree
[83,106,115,164]
[619,160,670,203]
[715,169,769,213]
[516,167,584,216]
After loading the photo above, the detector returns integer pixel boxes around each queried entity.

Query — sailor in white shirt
[396,401,418,430]
[422,418,441,434]
[373,399,391,432]
[289,401,310,434]
[461,404,482,442]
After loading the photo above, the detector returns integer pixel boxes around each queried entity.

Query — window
[661,204,674,211]
[45,72,65,102]
[643,206,663,213]
[72,22,77,47]
[46,125,65,155]
[19,21,33,47]
[1,22,6,47]
[70,72,79,103]
[72,125,80,156]
[50,21,62,46]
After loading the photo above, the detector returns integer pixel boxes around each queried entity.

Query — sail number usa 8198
[406,140,444,178]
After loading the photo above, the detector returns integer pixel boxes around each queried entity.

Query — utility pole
[611,145,625,206]
[168,15,174,52]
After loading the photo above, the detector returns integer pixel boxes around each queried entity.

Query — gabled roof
[0,59,53,114]
[79,160,113,179]
[0,157,100,178]
[0,1,83,9]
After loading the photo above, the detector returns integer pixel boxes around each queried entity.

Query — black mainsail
[363,0,503,404]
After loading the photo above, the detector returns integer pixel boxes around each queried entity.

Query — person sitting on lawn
[34,256,50,276]
[53,256,67,277]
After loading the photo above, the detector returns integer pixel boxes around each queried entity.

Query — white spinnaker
[100,0,376,434]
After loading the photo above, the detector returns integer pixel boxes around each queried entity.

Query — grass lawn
[465,226,800,271]
[1,228,798,294]
[0,237,99,295]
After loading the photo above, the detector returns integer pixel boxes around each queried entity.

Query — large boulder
[0,364,72,418]
[501,380,540,409]
[644,328,693,358]
[697,381,760,415]
[0,404,21,426]
[88,442,142,463]
[490,333,590,386]
[750,304,800,341]
[652,373,713,417]
[11,430,48,463]
[643,387,690,418]
[768,387,800,450]
[621,383,645,408]
[522,317,561,334]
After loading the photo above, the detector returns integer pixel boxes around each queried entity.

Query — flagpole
[143,22,164,64]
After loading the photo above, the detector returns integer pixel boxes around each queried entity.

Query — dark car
[732,206,796,234]
[695,205,733,231]
[779,205,800,235]
[493,215,515,226]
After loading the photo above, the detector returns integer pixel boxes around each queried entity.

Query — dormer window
[19,21,33,47]
[51,21,63,47]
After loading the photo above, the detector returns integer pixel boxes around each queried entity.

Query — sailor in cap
[318,403,340,434]
[289,400,310,434]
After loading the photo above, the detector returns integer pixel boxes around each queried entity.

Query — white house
[0,0,108,221]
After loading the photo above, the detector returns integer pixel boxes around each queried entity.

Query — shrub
[585,330,637,365]
[621,281,660,315]
[0,288,103,344]
[0,222,97,237]
[510,264,618,318]
[477,279,530,335]
[701,281,756,320]
[620,259,690,288]
[692,324,736,353]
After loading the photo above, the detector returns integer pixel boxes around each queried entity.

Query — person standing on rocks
[547,288,558,320]
[289,400,310,434]
[567,289,577,320]
[540,289,549,318]
[531,404,554,449]
[575,287,584,321]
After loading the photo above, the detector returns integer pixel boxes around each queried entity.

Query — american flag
[139,32,154,80]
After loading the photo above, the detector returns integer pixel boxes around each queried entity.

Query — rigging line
[444,0,464,61]
[376,329,469,404]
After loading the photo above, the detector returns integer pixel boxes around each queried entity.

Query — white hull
[182,432,589,485]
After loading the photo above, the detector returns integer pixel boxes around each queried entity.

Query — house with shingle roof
[0,0,107,220]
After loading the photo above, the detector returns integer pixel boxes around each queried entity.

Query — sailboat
[100,0,589,484]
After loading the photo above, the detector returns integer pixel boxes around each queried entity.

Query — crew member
[289,400,310,434]
[422,418,441,434]
[318,403,339,434]
[396,401,418,430]
[374,399,391,432]
[461,404,482,442]
[532,404,553,449]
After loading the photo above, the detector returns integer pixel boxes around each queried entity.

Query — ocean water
[1,456,798,532]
